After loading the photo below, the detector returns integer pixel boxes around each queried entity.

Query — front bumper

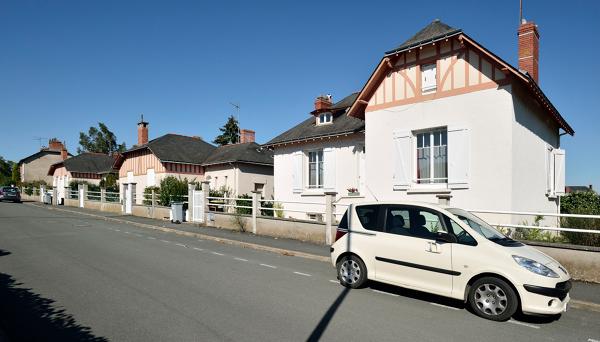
[520,280,571,315]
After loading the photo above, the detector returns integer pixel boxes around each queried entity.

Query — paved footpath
[1,202,599,341]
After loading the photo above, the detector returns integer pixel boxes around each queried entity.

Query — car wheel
[468,277,518,321]
[336,254,367,289]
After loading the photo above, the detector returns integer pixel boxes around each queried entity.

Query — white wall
[120,172,202,205]
[273,134,367,220]
[204,165,237,195]
[236,163,274,199]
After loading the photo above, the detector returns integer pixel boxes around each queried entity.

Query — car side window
[385,206,446,239]
[356,205,384,231]
[338,210,348,229]
[444,216,477,246]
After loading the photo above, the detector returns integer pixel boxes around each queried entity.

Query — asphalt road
[0,202,599,341]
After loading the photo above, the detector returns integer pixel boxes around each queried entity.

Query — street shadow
[0,249,108,341]
[306,287,350,342]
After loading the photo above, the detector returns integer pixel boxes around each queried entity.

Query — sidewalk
[28,202,600,309]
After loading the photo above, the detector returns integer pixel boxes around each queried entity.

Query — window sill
[406,188,452,195]
[300,190,325,197]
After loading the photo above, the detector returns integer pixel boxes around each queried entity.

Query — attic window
[421,63,437,93]
[317,113,333,125]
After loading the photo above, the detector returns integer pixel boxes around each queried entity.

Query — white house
[346,19,574,222]
[264,93,366,221]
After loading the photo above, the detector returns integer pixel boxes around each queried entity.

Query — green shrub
[158,176,188,206]
[235,194,252,215]
[143,186,160,205]
[560,191,600,247]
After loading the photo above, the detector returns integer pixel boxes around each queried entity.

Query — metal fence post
[188,183,195,222]
[251,191,259,235]
[100,188,106,203]
[201,181,210,224]
[151,189,156,218]
[324,191,337,245]
[65,187,70,200]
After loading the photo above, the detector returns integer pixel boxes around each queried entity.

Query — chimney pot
[137,115,149,146]
[518,20,540,83]
[48,138,64,151]
[240,129,255,144]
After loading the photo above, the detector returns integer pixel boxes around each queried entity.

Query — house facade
[346,19,573,220]
[203,130,274,198]
[264,94,366,220]
[114,119,215,204]
[19,139,70,184]
[48,152,117,204]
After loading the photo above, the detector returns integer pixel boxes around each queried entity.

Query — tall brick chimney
[61,146,68,160]
[518,20,539,83]
[240,129,255,144]
[314,94,333,112]
[48,138,64,151]
[137,114,149,146]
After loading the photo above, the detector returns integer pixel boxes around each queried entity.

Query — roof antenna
[519,0,524,24]
[230,102,241,143]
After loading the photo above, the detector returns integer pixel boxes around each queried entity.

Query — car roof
[348,201,452,209]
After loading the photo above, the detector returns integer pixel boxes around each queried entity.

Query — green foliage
[11,163,20,185]
[0,157,14,186]
[213,115,240,146]
[511,215,567,244]
[272,202,285,218]
[560,191,600,247]
[158,176,188,206]
[260,200,275,217]
[21,180,48,195]
[99,174,118,192]
[235,194,252,215]
[78,122,126,154]
[143,186,160,205]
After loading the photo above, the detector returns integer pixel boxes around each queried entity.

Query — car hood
[506,243,558,266]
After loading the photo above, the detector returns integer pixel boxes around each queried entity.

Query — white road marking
[260,263,277,269]
[372,289,399,297]
[588,339,600,342]
[329,280,339,284]
[507,320,540,329]
[115,229,121,232]
[133,233,143,237]
[147,237,156,240]
[175,243,187,247]
[197,240,204,242]
[124,231,131,234]
[429,302,460,310]
[160,240,170,243]
[211,252,224,256]
[193,247,204,251]
[234,257,248,262]
[293,271,311,277]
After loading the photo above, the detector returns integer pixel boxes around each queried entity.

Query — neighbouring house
[19,138,71,184]
[113,118,216,204]
[47,152,118,204]
[345,19,574,219]
[203,129,273,198]
[566,185,594,194]
[264,93,365,220]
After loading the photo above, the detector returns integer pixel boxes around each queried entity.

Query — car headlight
[512,255,559,278]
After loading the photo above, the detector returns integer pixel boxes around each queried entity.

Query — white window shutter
[323,148,336,190]
[553,149,566,195]
[545,145,553,195]
[447,126,470,188]
[292,151,303,193]
[393,130,412,190]
[146,168,155,187]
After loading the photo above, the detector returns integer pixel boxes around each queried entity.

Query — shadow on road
[306,287,350,342]
[0,249,108,341]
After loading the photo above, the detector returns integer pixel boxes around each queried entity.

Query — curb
[27,203,330,263]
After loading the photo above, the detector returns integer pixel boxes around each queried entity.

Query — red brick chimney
[240,129,255,144]
[61,146,68,160]
[518,20,540,83]
[137,114,149,146]
[314,95,333,112]
[48,138,64,151]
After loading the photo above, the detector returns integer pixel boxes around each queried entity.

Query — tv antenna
[33,136,48,148]
[229,102,241,142]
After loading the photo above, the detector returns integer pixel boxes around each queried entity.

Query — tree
[11,163,20,185]
[213,115,240,146]
[78,122,126,154]
[0,157,13,185]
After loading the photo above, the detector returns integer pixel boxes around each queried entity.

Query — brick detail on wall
[518,21,539,83]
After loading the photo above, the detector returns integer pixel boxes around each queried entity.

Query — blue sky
[1,0,598,189]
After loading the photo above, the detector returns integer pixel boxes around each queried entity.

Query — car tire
[336,254,368,289]
[468,277,518,321]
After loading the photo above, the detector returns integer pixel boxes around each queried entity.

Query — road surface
[0,202,599,341]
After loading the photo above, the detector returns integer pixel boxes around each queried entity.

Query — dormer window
[317,113,333,125]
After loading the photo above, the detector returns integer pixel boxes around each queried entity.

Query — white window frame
[414,128,448,185]
[421,63,437,93]
[307,149,324,189]
[317,113,333,125]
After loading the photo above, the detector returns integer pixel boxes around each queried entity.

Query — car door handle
[426,242,441,254]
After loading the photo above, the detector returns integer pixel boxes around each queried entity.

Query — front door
[374,205,454,297]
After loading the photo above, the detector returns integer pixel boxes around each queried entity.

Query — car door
[374,205,455,297]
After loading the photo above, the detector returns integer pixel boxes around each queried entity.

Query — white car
[330,202,571,321]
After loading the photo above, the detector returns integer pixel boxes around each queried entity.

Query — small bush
[260,200,274,217]
[560,191,600,247]
[235,194,252,215]
[143,186,160,205]
[158,176,188,206]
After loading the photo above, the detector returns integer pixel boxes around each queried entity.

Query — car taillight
[335,229,347,242]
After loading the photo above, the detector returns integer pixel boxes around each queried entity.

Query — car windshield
[2,187,17,193]
[447,208,506,241]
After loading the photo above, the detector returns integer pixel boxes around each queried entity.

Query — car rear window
[356,205,384,231]
[3,187,17,193]
[337,210,348,229]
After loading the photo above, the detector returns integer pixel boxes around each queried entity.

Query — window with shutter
[421,63,437,93]
[553,149,566,195]
[393,131,412,190]
[292,151,303,193]
[447,126,470,188]
[323,148,336,190]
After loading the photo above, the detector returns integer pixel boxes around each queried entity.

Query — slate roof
[202,142,273,166]
[48,153,116,175]
[385,19,461,55]
[19,149,73,165]
[124,134,216,165]
[264,93,364,147]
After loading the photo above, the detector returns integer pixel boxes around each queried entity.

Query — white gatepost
[52,187,58,206]
[324,191,337,245]
[192,189,205,223]
[125,183,134,214]
[40,185,46,202]
[188,183,195,222]
[78,184,85,208]
[251,191,260,235]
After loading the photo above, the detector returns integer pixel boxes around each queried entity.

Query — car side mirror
[435,231,457,243]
